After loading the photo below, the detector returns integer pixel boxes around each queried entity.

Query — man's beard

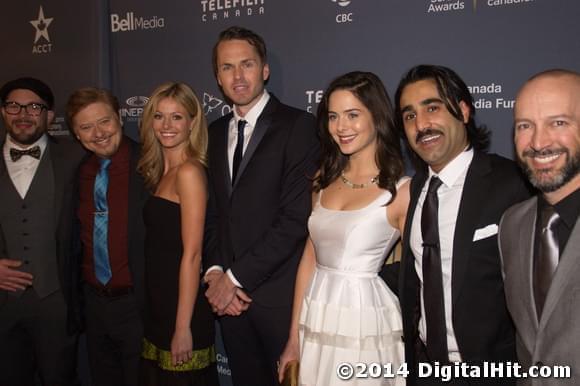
[519,147,580,193]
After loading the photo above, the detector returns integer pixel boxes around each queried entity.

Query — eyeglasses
[3,102,48,116]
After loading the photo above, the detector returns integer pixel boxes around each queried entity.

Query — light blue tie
[93,158,112,285]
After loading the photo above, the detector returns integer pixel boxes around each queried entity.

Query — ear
[47,110,55,124]
[262,63,270,82]
[458,101,470,124]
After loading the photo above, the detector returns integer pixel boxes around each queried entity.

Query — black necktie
[232,119,246,184]
[10,146,41,162]
[421,176,448,362]
[534,205,560,319]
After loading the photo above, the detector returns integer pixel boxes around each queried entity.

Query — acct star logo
[30,6,53,54]
[30,6,53,43]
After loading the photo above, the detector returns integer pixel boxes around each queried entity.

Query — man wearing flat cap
[0,77,85,385]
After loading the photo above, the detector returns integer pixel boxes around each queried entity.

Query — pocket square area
[473,224,498,241]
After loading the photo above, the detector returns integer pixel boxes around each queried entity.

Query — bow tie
[10,146,41,162]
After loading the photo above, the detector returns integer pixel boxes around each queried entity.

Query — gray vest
[0,147,58,298]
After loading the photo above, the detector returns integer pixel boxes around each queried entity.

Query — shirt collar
[549,187,580,229]
[233,89,270,128]
[428,146,474,188]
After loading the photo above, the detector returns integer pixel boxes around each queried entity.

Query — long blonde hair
[137,82,208,190]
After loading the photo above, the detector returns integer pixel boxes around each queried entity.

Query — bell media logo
[110,11,165,32]
[30,6,53,54]
[200,0,265,22]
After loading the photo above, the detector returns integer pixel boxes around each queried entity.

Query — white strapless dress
[299,183,406,386]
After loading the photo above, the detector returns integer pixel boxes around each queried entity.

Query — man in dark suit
[499,69,580,385]
[66,88,147,386]
[391,65,530,385]
[0,77,85,385]
[204,26,318,385]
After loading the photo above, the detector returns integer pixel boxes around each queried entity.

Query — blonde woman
[138,82,217,386]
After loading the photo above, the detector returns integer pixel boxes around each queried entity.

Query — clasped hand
[204,270,252,316]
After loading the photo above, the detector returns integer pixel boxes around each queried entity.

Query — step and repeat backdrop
[2,0,580,384]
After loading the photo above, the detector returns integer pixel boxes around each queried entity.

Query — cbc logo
[336,12,353,23]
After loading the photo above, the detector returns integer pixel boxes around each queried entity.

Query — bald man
[499,69,580,385]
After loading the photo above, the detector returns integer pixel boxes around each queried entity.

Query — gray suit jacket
[499,196,580,385]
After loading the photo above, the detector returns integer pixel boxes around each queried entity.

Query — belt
[86,283,133,298]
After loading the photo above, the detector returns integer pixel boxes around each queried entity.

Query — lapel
[539,211,580,330]
[212,113,234,197]
[516,198,540,331]
[451,151,492,305]
[47,136,66,228]
[231,95,278,191]
[401,170,427,291]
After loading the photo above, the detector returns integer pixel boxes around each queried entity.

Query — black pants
[219,303,290,386]
[84,285,143,386]
[0,288,78,386]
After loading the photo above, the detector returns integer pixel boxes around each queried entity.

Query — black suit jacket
[0,135,86,334]
[74,137,148,323]
[204,95,318,307]
[398,151,531,384]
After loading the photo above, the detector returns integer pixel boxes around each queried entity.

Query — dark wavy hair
[314,71,404,204]
[394,64,491,170]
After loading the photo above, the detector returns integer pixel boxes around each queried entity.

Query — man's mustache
[415,128,443,144]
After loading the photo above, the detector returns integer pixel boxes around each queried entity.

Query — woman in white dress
[278,71,410,386]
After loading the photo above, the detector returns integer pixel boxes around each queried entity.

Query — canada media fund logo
[30,6,53,54]
[200,0,265,22]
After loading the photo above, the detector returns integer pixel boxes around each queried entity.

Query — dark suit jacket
[0,134,86,334]
[204,95,318,307]
[74,137,148,322]
[500,196,580,385]
[398,151,531,384]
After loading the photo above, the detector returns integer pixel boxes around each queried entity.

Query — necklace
[340,171,379,189]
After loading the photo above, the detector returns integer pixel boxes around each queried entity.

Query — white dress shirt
[3,134,48,199]
[410,147,473,363]
[227,90,270,178]
[207,90,271,288]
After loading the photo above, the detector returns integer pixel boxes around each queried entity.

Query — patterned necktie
[232,119,246,184]
[10,146,41,162]
[534,205,560,319]
[93,158,112,285]
[421,176,448,362]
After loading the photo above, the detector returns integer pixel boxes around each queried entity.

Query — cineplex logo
[110,11,165,32]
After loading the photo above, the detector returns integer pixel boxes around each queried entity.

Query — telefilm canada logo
[200,0,265,22]
[120,96,149,123]
[30,6,53,54]
[110,11,165,32]
[331,0,354,23]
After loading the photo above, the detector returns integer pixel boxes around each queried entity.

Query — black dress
[141,196,218,386]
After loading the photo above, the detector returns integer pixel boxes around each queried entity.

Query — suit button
[23,246,29,251]
[23,260,30,265]
[22,232,29,236]
[22,218,28,223]
[22,204,27,209]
